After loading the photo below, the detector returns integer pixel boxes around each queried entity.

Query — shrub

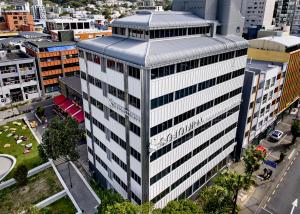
[14,165,28,186]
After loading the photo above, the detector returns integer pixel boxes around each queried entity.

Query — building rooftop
[246,60,283,74]
[19,31,50,39]
[78,34,248,67]
[250,35,300,52]
[0,51,32,63]
[111,11,213,29]
[27,41,76,48]
[59,76,82,94]
[46,18,94,23]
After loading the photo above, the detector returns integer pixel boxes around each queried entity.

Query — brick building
[0,10,34,32]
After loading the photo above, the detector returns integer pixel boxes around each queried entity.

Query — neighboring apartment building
[31,0,47,20]
[0,50,41,106]
[78,8,248,207]
[46,18,94,32]
[50,28,112,41]
[243,0,276,39]
[24,41,79,94]
[236,60,286,158]
[274,0,297,27]
[248,35,300,114]
[291,0,300,35]
[0,10,34,31]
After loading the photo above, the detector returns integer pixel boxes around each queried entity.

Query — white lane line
[284,171,287,176]
[276,184,279,189]
[272,190,276,195]
[267,198,271,203]
[262,207,273,214]
[288,149,295,159]
[280,177,283,182]
[278,134,288,144]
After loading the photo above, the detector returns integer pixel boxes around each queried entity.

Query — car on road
[269,130,284,141]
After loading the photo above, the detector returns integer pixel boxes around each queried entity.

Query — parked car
[269,130,284,141]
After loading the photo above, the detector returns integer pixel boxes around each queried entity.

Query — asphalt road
[260,153,300,214]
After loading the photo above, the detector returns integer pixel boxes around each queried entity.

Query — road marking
[280,122,291,127]
[272,190,276,195]
[287,166,290,171]
[262,207,273,214]
[291,160,294,165]
[278,134,288,144]
[267,198,271,203]
[280,177,283,182]
[267,152,279,159]
[284,171,287,176]
[288,149,296,159]
[276,184,279,189]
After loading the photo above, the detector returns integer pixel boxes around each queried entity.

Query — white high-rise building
[243,0,276,38]
[291,0,300,35]
[78,9,248,208]
[31,0,46,20]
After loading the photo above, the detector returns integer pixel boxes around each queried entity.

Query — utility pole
[232,175,241,214]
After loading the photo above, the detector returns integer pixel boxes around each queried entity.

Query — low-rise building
[236,60,286,158]
[50,28,112,41]
[24,41,79,94]
[46,18,95,32]
[248,35,300,114]
[0,10,34,32]
[0,50,41,106]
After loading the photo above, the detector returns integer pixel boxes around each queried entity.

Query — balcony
[62,49,78,56]
[43,78,58,86]
[38,51,60,58]
[42,69,62,77]
[63,58,79,64]
[40,60,62,68]
[64,66,80,73]
[256,88,263,98]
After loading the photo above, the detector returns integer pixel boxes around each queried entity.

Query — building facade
[291,0,300,35]
[236,60,286,158]
[0,10,34,31]
[78,10,248,207]
[248,36,300,114]
[242,0,276,39]
[274,0,297,27]
[46,18,94,32]
[24,41,79,94]
[31,0,47,20]
[0,50,41,106]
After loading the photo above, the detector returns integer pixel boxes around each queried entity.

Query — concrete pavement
[258,152,300,214]
[56,161,100,214]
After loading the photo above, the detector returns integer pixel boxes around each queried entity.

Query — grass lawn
[41,196,77,214]
[0,119,44,179]
[0,168,63,213]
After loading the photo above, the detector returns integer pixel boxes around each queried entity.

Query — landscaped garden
[41,196,77,214]
[0,168,64,213]
[0,119,44,179]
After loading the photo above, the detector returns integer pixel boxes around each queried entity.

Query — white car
[269,130,284,141]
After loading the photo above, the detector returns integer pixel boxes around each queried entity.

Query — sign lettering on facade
[150,100,240,147]
[108,98,141,122]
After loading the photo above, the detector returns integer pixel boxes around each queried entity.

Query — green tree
[36,106,45,118]
[291,120,300,144]
[163,0,172,10]
[214,170,254,192]
[105,201,139,214]
[243,146,263,179]
[14,164,28,186]
[162,200,203,214]
[199,185,234,214]
[42,116,81,187]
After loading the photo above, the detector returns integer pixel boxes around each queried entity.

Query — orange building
[25,41,80,94]
[50,28,112,41]
[0,10,34,32]
[248,35,300,113]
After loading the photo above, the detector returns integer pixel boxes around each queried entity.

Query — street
[259,152,300,214]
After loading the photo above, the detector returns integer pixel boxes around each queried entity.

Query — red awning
[59,99,74,111]
[53,95,66,105]
[66,105,80,116]
[73,110,84,123]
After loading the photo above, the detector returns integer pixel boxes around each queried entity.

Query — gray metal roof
[59,76,82,94]
[111,11,212,29]
[77,35,248,68]
[27,41,76,48]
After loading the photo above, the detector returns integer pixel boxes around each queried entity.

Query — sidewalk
[56,161,100,214]
[234,108,300,214]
